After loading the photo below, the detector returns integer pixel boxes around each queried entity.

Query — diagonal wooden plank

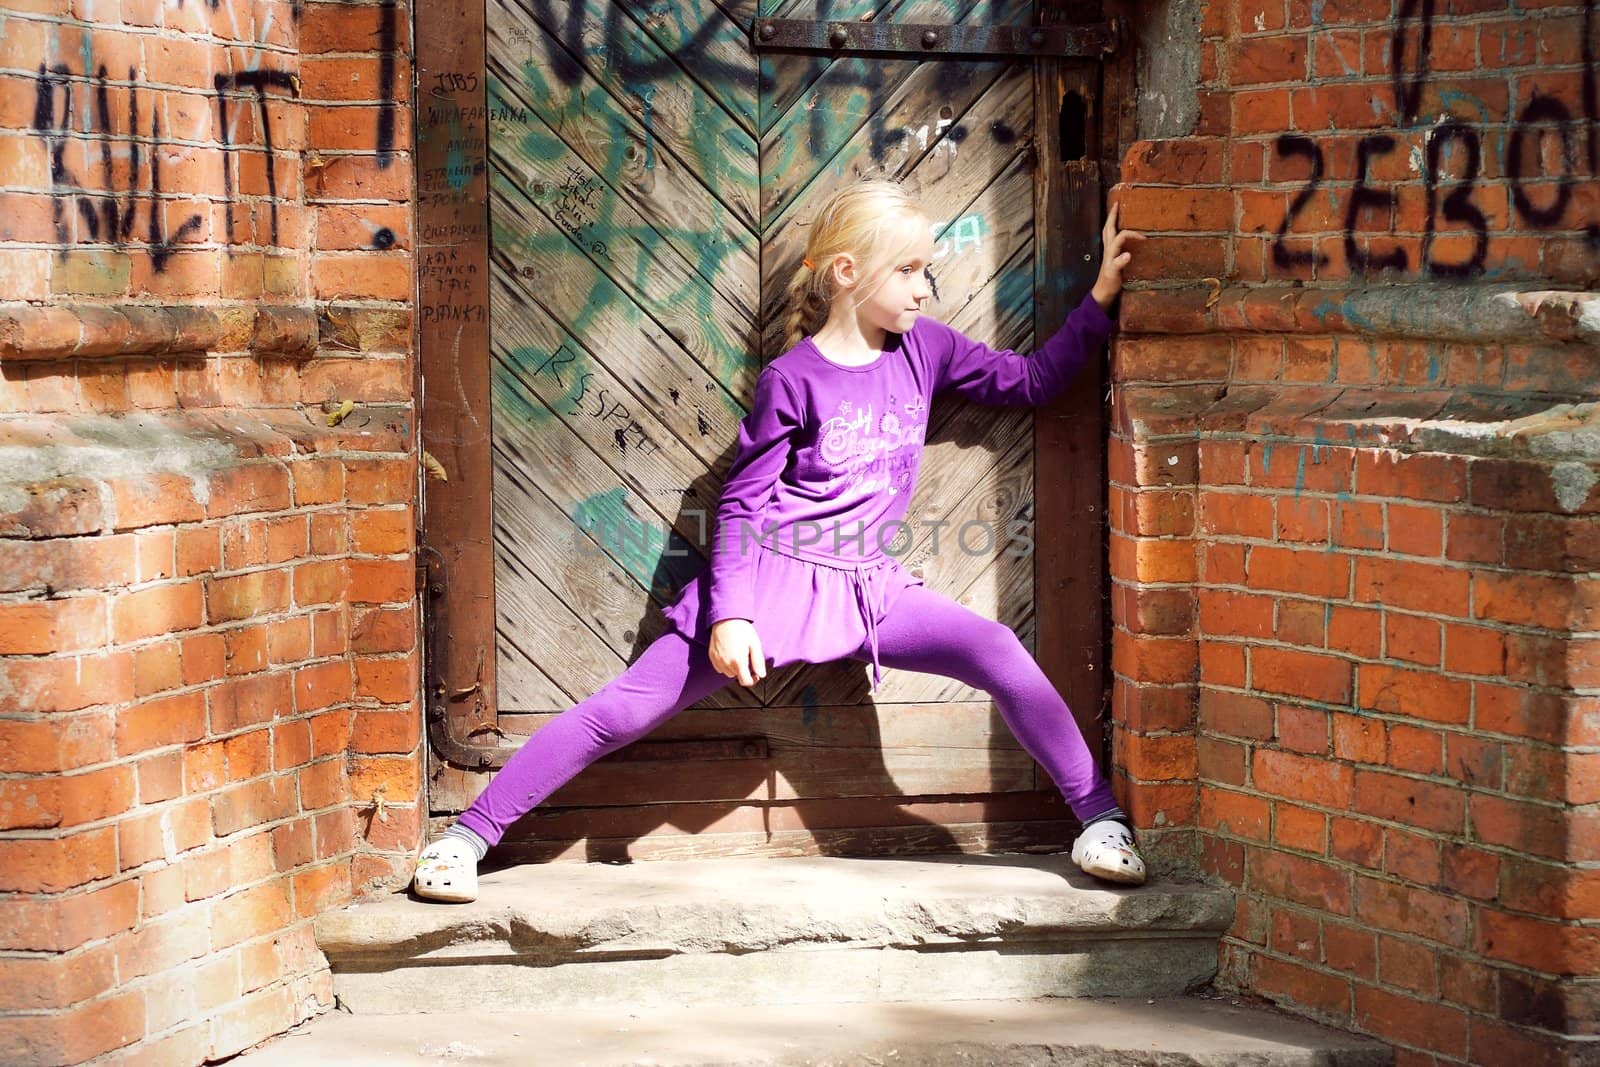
[488,159,756,435]
[758,0,1003,224]
[608,0,762,138]
[486,88,759,389]
[757,0,954,136]
[486,13,762,318]
[491,389,749,711]
[489,263,740,517]
[493,0,759,228]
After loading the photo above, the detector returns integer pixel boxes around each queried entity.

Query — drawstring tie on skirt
[847,561,883,695]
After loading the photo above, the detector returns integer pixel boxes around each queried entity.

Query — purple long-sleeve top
[706,291,1115,624]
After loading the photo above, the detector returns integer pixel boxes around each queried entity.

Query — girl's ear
[832,252,858,289]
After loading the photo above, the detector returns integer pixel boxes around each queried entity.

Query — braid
[782,259,830,351]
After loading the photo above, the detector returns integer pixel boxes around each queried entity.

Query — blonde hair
[783,179,929,350]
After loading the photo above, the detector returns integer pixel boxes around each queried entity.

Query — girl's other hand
[708,618,768,687]
[1090,201,1146,312]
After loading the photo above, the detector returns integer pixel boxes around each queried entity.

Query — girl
[413,179,1147,903]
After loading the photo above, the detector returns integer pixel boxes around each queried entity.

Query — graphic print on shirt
[818,392,929,498]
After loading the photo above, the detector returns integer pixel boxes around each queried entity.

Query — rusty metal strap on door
[751,18,1119,58]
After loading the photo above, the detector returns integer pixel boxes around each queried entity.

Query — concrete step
[315,852,1236,1013]
[235,995,1394,1065]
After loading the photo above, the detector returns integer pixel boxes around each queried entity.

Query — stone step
[235,995,1394,1065]
[315,852,1237,1013]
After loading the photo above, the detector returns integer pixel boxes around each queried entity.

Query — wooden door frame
[413,0,1132,778]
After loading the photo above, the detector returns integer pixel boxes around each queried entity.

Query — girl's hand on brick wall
[1091,201,1145,313]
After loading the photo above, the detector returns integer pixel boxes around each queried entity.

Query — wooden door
[416,0,1116,861]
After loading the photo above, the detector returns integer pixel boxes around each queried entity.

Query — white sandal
[412,837,479,902]
[1072,819,1147,886]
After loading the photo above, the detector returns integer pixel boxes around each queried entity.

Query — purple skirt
[659,543,926,693]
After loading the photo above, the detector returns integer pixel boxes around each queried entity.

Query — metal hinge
[751,17,1119,58]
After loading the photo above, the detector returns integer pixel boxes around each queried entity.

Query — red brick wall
[0,2,420,1063]
[1109,1,1599,1063]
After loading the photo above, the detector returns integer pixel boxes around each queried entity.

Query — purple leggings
[456,584,1119,845]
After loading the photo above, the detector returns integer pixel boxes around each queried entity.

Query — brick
[1203,495,1273,543]
[108,473,204,531]
[0,943,118,1012]
[1119,731,1197,781]
[294,559,349,607]
[1203,541,1247,585]
[1115,335,1232,382]
[1442,622,1505,676]
[1470,793,1567,860]
[1331,712,1386,764]
[1329,816,1382,870]
[1384,723,1443,775]
[1473,572,1576,630]
[1382,825,1440,886]
[1274,802,1326,853]
[1114,630,1198,685]
[1478,909,1600,976]
[205,609,272,674]
[1327,605,1381,658]
[1246,545,1349,598]
[117,905,214,992]
[0,826,117,892]
[0,594,107,654]
[1254,748,1354,807]
[1275,496,1328,544]
[0,652,134,714]
[0,713,114,773]
[1386,502,1444,557]
[1249,847,1352,914]
[1275,600,1325,647]
[204,463,292,519]
[1200,688,1274,739]
[1505,514,1600,572]
[116,690,208,755]
[1353,875,1469,947]
[1197,589,1273,639]
[211,776,295,838]
[344,458,413,505]
[1354,769,1465,834]
[350,605,416,654]
[1356,663,1470,725]
[1471,457,1598,514]
[294,660,353,713]
[1110,534,1197,584]
[1353,556,1469,616]
[1199,640,1247,687]
[1127,488,1196,537]
[113,580,205,643]
[1275,705,1328,755]
[0,535,136,595]
[1355,984,1465,1058]
[350,708,419,755]
[210,671,294,734]
[1355,451,1466,503]
[1250,444,1353,494]
[57,764,137,828]
[177,527,223,577]
[1252,647,1352,705]
[0,985,144,1064]
[0,477,106,538]
[205,569,292,624]
[1269,906,1321,961]
[298,757,347,811]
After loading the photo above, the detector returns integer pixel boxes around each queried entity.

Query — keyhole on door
[1059,90,1087,162]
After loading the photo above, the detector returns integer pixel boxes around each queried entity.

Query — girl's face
[853,215,935,338]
